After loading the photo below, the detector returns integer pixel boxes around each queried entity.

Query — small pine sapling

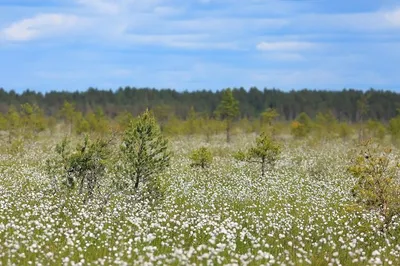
[121,109,171,191]
[190,146,213,169]
[234,132,281,177]
[48,135,112,203]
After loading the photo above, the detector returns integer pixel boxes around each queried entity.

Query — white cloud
[293,8,400,32]
[124,33,238,49]
[256,41,315,51]
[384,8,400,27]
[2,14,80,41]
[168,18,287,34]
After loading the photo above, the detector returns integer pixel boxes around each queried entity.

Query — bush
[348,140,400,229]
[366,120,385,141]
[190,147,213,169]
[291,112,312,138]
[338,122,353,141]
[388,115,400,143]
[47,135,112,203]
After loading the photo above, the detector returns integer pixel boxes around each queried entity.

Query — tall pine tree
[216,88,240,143]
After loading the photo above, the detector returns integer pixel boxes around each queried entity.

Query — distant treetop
[0,87,399,122]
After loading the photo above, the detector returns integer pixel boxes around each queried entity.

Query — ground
[0,134,399,265]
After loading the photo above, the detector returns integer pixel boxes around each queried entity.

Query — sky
[0,0,400,93]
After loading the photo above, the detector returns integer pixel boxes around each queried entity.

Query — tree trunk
[135,172,140,189]
[79,175,85,194]
[261,157,265,177]
[226,120,231,143]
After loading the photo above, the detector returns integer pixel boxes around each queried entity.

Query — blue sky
[0,0,400,92]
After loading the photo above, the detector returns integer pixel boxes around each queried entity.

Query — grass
[0,133,399,265]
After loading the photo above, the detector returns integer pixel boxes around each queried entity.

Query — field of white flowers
[1,134,400,265]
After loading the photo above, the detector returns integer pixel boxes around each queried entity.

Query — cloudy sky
[1,0,400,92]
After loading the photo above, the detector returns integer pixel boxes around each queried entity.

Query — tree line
[1,87,400,122]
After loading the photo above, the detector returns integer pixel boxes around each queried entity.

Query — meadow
[1,129,399,266]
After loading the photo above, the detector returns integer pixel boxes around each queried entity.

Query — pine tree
[190,147,213,169]
[6,105,21,143]
[234,132,281,177]
[48,135,112,203]
[348,140,400,229]
[259,108,279,133]
[59,101,77,134]
[121,110,171,190]
[216,88,240,143]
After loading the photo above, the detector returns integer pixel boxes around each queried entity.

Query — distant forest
[0,87,399,122]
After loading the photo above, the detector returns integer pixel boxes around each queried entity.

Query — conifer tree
[291,112,312,138]
[190,147,213,169]
[234,132,281,177]
[121,110,170,190]
[216,88,240,143]
[6,105,21,143]
[348,140,400,229]
[59,101,77,134]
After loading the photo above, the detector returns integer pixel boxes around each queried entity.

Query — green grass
[0,134,399,265]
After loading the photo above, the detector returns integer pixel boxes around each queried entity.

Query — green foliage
[216,88,240,143]
[115,111,135,132]
[1,103,48,143]
[184,106,200,135]
[197,116,224,142]
[388,114,400,142]
[20,103,47,137]
[366,120,386,141]
[49,135,112,202]
[236,117,254,134]
[7,138,24,155]
[6,105,21,143]
[216,88,240,120]
[314,111,338,140]
[291,112,312,138]
[297,112,312,128]
[357,94,370,141]
[190,146,213,169]
[0,113,6,130]
[348,140,400,229]
[163,115,186,136]
[234,132,281,177]
[2,87,400,124]
[75,113,90,135]
[59,101,77,134]
[121,109,171,191]
[260,108,279,131]
[86,108,109,134]
[47,116,57,135]
[357,94,370,122]
[338,122,353,141]
[152,104,175,128]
